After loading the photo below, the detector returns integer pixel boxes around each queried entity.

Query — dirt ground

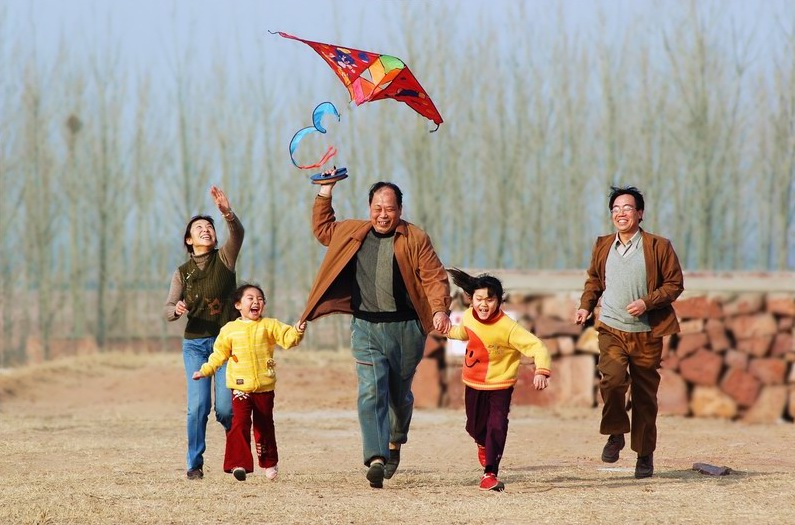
[0,350,793,525]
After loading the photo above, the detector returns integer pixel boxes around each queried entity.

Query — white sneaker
[265,465,278,480]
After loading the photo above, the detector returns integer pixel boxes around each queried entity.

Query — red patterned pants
[223,390,278,473]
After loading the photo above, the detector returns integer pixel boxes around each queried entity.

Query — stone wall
[412,271,795,423]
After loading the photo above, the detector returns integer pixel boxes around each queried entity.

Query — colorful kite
[274,31,443,131]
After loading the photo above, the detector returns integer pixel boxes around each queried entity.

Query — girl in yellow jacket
[194,283,305,481]
[445,268,551,492]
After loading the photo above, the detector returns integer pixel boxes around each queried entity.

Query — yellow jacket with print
[448,309,551,390]
[200,317,304,393]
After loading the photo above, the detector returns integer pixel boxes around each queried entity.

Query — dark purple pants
[465,386,513,475]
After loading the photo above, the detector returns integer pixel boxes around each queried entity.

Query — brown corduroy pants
[597,323,663,457]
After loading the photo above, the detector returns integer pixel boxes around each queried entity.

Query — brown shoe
[601,434,625,463]
[186,467,204,480]
[635,453,654,479]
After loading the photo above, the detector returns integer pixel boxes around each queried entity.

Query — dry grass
[1,351,793,525]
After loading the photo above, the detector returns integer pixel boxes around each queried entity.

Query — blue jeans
[350,318,425,466]
[182,337,233,470]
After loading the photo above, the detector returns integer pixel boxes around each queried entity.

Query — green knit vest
[179,250,237,338]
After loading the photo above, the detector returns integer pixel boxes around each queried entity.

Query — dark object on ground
[692,463,733,476]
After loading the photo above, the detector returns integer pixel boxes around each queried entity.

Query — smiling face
[471,288,500,321]
[369,187,402,234]
[611,193,643,239]
[185,218,217,255]
[235,286,266,321]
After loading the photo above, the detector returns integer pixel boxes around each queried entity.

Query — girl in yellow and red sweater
[445,268,551,492]
[194,283,305,482]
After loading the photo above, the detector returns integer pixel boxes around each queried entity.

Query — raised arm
[312,185,339,246]
[212,186,245,269]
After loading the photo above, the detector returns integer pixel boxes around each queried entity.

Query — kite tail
[296,147,337,170]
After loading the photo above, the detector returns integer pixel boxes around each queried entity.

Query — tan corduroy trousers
[597,323,663,457]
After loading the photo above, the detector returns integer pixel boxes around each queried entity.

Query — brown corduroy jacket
[300,195,451,335]
[578,229,684,338]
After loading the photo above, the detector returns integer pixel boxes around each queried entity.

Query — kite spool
[310,167,348,185]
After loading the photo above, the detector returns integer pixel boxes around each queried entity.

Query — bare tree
[19,42,62,360]
[0,4,24,365]
[760,21,795,269]
[662,2,751,269]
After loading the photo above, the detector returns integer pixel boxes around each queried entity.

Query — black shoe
[366,461,385,488]
[232,467,247,481]
[601,434,625,463]
[384,449,400,479]
[186,467,204,480]
[635,453,654,479]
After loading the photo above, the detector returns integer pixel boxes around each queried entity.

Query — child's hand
[533,374,549,390]
[192,371,204,380]
[295,321,307,332]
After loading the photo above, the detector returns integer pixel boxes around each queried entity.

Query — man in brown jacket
[575,186,683,479]
[301,178,451,489]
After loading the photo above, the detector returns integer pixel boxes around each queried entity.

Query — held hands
[574,309,590,325]
[433,312,451,334]
[533,374,549,390]
[295,320,307,332]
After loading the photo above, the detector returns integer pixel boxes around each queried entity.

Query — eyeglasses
[610,205,636,215]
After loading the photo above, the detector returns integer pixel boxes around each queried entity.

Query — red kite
[275,31,443,131]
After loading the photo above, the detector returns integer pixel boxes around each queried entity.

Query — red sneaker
[477,444,486,468]
[479,472,505,492]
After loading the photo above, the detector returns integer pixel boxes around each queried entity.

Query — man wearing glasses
[575,186,684,479]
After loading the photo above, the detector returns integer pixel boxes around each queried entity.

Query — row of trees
[1,2,793,365]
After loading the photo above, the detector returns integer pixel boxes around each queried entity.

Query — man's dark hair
[447,268,504,306]
[368,181,403,208]
[231,283,266,304]
[608,186,645,212]
[183,215,216,254]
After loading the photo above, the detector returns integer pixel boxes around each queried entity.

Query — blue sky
[8,0,789,80]
[7,0,790,130]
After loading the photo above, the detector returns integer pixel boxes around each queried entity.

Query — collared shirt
[614,230,643,257]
